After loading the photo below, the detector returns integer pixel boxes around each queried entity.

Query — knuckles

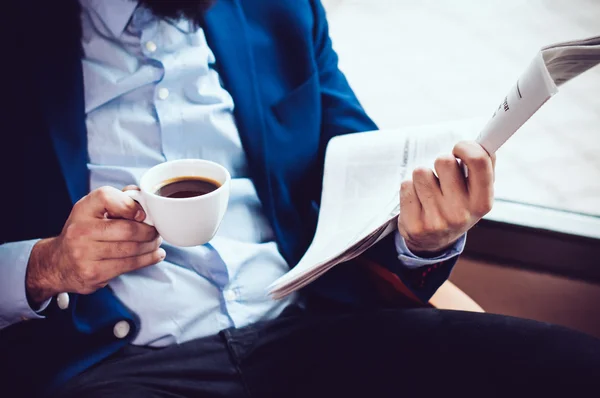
[472,196,494,218]
[422,219,448,235]
[434,155,457,171]
[79,265,101,286]
[71,199,86,214]
[400,180,413,193]
[399,222,420,243]
[465,153,489,170]
[412,167,431,182]
[64,223,82,240]
[454,142,490,169]
[64,222,95,242]
[67,258,102,294]
[446,211,472,230]
[93,186,115,204]
[70,247,85,262]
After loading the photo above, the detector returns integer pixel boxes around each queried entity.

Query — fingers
[399,180,422,236]
[411,167,442,215]
[452,141,494,216]
[93,236,163,260]
[452,141,494,195]
[399,174,448,253]
[122,185,141,192]
[400,180,422,214]
[92,219,158,242]
[83,247,166,291]
[109,247,166,275]
[77,186,144,222]
[434,155,468,198]
[397,141,496,254]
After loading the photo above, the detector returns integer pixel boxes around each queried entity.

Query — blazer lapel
[39,0,89,204]
[202,0,275,220]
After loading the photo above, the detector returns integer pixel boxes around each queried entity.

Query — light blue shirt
[0,0,465,342]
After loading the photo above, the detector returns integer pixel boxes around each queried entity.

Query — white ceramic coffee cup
[125,159,231,247]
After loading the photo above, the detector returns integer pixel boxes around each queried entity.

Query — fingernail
[135,210,144,222]
[158,248,166,259]
[158,236,163,246]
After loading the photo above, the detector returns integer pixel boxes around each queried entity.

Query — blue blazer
[0,1,456,395]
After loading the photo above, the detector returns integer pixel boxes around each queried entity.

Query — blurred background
[321,0,600,337]
[323,0,600,217]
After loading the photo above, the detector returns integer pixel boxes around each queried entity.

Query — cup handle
[124,189,154,226]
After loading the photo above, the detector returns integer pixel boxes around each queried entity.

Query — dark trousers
[54,308,600,398]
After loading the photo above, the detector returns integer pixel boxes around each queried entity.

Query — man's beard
[136,0,216,22]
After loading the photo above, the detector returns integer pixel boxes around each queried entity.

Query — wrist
[26,238,61,305]
[405,240,453,258]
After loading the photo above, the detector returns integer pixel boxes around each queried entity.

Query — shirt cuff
[0,240,51,330]
[394,231,466,269]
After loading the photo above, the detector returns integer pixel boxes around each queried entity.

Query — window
[324,0,600,276]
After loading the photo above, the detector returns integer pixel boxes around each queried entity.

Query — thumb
[84,186,143,221]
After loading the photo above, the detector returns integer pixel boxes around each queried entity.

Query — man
[1,0,599,397]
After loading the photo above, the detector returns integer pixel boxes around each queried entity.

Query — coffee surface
[154,176,221,198]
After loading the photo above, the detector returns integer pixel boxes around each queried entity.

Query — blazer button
[57,292,70,310]
[113,320,131,339]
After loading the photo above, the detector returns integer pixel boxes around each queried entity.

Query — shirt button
[157,87,170,100]
[57,292,70,310]
[145,40,157,53]
[223,289,237,301]
[113,320,131,339]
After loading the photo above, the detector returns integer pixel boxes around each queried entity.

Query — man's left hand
[398,141,496,255]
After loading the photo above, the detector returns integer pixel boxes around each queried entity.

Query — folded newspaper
[268,35,600,299]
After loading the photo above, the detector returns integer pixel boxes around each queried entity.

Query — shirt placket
[138,19,181,162]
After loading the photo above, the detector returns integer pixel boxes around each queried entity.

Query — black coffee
[154,176,221,198]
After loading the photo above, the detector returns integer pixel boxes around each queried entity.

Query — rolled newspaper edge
[476,51,558,155]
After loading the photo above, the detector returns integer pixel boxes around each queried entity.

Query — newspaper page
[269,35,600,299]
[268,123,475,299]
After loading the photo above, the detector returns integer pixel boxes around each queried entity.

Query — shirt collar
[80,0,139,37]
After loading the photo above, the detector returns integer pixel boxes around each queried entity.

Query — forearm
[0,240,53,330]
[26,238,62,305]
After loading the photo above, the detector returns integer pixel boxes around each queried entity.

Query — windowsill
[465,201,600,283]
[485,199,600,240]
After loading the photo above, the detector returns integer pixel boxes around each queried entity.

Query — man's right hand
[26,186,165,305]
